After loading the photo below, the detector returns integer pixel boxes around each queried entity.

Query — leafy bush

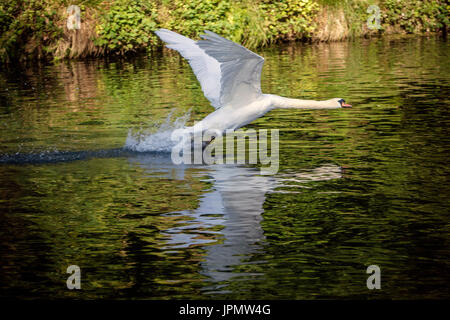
[259,0,319,42]
[160,0,319,47]
[94,0,158,54]
[161,0,239,39]
[0,0,448,62]
[382,0,449,33]
[0,0,63,62]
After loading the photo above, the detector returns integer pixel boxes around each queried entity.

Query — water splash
[124,111,191,152]
[0,111,192,164]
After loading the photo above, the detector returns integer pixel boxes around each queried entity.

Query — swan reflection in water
[129,154,343,290]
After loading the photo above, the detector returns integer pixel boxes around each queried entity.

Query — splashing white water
[124,111,191,152]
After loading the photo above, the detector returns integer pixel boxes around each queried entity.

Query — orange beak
[341,102,352,108]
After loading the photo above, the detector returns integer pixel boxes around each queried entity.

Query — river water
[0,35,449,299]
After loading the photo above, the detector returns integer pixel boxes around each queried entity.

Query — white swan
[155,29,352,136]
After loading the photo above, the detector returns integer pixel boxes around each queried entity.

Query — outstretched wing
[197,31,265,108]
[155,29,265,109]
[155,29,221,108]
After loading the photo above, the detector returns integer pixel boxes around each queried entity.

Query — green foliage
[162,0,235,38]
[161,0,319,47]
[161,0,275,48]
[381,0,449,33]
[94,0,158,54]
[342,0,375,38]
[0,0,63,62]
[259,0,319,43]
[0,0,448,62]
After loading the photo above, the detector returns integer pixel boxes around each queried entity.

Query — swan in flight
[155,29,352,136]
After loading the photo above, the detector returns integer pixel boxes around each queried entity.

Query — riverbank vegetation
[0,0,448,62]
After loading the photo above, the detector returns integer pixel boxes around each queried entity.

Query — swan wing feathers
[155,29,222,108]
[155,29,265,109]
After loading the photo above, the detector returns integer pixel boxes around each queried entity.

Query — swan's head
[336,98,352,108]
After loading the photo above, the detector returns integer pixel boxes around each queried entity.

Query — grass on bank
[0,0,448,62]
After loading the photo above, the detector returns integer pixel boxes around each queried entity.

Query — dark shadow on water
[0,148,169,165]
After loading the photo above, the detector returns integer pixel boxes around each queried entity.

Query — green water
[0,35,449,299]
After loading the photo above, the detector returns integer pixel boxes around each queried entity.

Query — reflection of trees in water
[0,155,207,298]
[129,155,343,292]
[1,37,449,298]
[1,36,446,152]
[58,61,100,108]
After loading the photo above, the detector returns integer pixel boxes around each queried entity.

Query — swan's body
[155,29,351,136]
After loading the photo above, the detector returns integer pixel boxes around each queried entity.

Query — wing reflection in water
[128,154,343,288]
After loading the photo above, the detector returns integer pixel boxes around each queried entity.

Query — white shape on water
[124,111,191,152]
[154,29,350,139]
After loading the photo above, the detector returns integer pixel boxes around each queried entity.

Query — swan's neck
[269,94,341,110]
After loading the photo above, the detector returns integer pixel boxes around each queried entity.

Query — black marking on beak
[339,99,352,108]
